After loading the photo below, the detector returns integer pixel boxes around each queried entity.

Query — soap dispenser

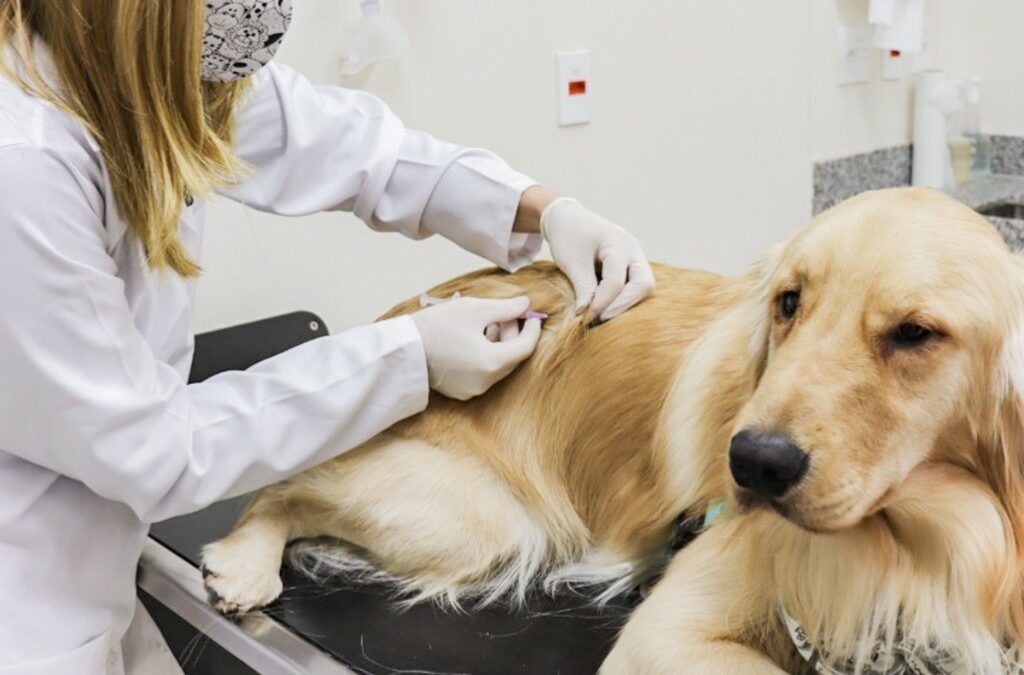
[962,78,992,180]
[912,70,962,190]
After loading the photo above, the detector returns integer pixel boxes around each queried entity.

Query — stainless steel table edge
[138,537,354,675]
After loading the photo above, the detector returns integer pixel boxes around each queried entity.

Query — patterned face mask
[200,0,294,83]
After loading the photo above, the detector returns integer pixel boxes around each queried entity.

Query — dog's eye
[778,291,800,319]
[891,322,933,347]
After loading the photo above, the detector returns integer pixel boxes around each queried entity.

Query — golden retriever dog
[202,187,1024,673]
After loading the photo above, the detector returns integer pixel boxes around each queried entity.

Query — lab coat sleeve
[0,143,430,523]
[221,62,541,271]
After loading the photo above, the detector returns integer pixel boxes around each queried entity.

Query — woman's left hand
[540,197,655,322]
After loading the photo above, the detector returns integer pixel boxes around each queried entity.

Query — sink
[978,202,1024,219]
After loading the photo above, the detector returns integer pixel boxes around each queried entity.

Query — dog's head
[729,187,1024,533]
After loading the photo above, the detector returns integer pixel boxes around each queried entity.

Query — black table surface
[150,497,632,675]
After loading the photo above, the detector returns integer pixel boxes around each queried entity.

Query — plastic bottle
[962,78,992,180]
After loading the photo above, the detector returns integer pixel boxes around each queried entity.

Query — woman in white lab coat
[0,1,653,672]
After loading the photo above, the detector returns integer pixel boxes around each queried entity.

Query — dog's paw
[200,539,284,616]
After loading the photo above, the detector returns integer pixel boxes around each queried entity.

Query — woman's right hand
[410,296,542,401]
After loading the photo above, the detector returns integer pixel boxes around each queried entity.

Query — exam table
[140,311,633,674]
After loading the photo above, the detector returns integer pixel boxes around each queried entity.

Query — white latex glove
[410,296,542,401]
[541,197,655,322]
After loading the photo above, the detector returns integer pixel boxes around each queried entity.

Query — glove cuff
[539,197,582,240]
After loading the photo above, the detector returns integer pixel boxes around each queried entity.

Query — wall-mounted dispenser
[868,0,926,55]
[340,0,410,76]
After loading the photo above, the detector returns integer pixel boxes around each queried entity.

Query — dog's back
[383,262,745,555]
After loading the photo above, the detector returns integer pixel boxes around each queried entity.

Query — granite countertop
[950,173,1024,211]
[813,139,1024,251]
[949,174,1024,250]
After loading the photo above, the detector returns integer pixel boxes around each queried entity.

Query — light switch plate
[838,25,872,85]
[557,50,591,126]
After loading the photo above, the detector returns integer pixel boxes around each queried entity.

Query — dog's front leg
[602,514,788,675]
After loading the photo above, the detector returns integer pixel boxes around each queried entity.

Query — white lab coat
[0,53,540,673]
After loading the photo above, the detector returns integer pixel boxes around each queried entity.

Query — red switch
[568,80,587,96]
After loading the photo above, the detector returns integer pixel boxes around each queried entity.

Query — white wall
[196,0,1003,335]
[969,2,1024,136]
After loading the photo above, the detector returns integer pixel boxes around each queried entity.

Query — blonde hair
[0,0,251,276]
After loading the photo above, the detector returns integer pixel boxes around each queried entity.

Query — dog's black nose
[729,430,808,498]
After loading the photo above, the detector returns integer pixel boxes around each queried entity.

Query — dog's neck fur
[769,464,1019,673]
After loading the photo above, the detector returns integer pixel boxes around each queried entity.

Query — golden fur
[203,187,1024,673]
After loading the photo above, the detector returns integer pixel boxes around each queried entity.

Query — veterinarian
[0,1,654,673]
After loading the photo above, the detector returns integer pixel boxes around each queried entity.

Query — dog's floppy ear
[745,241,787,383]
[973,316,1024,644]
[979,383,1024,531]
[977,258,1024,557]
